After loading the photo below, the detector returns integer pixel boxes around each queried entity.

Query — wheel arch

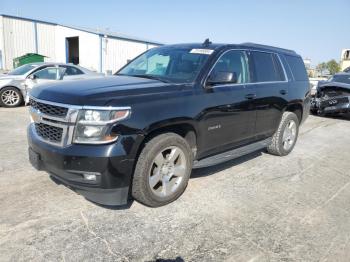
[143,119,198,153]
[128,119,198,198]
[284,103,303,124]
[132,119,199,169]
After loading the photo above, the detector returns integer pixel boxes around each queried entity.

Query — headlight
[73,108,131,144]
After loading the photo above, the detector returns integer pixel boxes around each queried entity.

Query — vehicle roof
[23,62,97,74]
[26,62,79,67]
[162,42,298,56]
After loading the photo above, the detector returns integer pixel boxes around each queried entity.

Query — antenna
[203,38,212,47]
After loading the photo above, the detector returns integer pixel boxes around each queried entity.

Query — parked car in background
[27,42,310,207]
[311,73,350,115]
[0,63,101,107]
[309,77,328,96]
[344,66,350,73]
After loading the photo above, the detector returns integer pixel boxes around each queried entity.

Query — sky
[1,0,349,66]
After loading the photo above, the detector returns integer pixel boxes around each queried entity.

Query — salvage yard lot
[0,107,350,262]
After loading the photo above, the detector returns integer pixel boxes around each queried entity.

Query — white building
[0,14,161,73]
[340,49,350,71]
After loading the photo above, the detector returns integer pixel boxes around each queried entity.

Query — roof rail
[241,42,296,54]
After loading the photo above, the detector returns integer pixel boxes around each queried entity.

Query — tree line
[316,60,340,76]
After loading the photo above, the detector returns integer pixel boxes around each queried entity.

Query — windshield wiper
[127,74,170,83]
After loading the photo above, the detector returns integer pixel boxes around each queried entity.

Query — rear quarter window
[251,51,285,82]
[285,55,308,81]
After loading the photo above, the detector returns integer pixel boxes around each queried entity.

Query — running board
[193,138,272,169]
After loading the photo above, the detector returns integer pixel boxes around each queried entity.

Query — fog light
[83,173,97,181]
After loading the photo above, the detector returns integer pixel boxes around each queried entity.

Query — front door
[197,50,257,157]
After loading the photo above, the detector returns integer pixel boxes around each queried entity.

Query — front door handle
[245,94,256,100]
[280,89,288,95]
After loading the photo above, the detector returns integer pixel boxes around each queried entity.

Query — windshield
[117,47,213,83]
[329,74,350,84]
[8,64,37,75]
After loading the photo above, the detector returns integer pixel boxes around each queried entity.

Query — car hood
[0,74,25,80]
[318,81,350,91]
[30,75,185,106]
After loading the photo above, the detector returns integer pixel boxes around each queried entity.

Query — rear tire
[132,133,193,207]
[0,87,23,108]
[267,112,299,156]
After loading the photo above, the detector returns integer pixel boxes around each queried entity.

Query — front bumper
[311,96,350,115]
[27,124,137,206]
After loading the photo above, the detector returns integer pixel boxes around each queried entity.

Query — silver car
[0,63,102,107]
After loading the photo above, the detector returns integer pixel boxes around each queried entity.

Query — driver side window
[211,50,249,84]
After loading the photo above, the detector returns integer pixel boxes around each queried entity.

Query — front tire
[0,87,23,108]
[132,133,193,207]
[267,112,299,156]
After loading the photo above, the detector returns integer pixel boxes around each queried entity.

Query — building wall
[2,16,36,69]
[104,37,149,73]
[340,49,350,71]
[55,26,100,72]
[36,23,56,62]
[0,15,160,72]
[0,17,4,69]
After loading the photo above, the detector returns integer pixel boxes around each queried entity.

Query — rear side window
[285,55,308,81]
[61,66,84,76]
[251,51,285,82]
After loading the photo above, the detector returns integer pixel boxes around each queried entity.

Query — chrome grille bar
[29,97,80,147]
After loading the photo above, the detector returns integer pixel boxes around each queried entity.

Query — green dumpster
[13,53,46,68]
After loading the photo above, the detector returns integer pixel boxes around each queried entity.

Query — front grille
[29,98,68,117]
[321,97,349,107]
[35,123,63,143]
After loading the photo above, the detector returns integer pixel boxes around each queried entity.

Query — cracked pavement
[0,107,350,261]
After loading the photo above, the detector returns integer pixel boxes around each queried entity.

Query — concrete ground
[0,107,350,262]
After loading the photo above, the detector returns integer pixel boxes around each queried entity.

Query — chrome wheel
[149,146,187,198]
[1,89,20,106]
[282,120,297,151]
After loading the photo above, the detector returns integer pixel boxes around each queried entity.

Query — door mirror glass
[28,74,37,80]
[207,71,237,86]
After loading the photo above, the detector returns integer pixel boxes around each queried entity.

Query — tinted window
[329,74,350,84]
[251,52,285,82]
[285,55,308,81]
[62,66,84,75]
[211,50,249,84]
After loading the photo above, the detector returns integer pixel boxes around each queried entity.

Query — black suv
[28,42,310,207]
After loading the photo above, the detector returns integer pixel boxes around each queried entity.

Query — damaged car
[311,73,350,115]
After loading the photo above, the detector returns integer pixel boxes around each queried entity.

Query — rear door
[197,50,257,156]
[248,51,289,138]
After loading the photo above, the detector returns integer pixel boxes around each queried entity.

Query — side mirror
[28,74,37,80]
[206,71,237,87]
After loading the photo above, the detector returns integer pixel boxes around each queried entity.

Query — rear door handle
[245,94,256,100]
[280,90,288,95]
